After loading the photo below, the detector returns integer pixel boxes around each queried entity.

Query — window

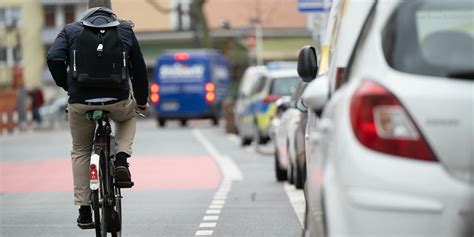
[0,9,6,26]
[251,76,267,95]
[64,5,75,23]
[9,7,21,27]
[0,47,7,64]
[270,77,300,96]
[44,6,55,27]
[0,7,21,28]
[13,46,22,63]
[383,0,474,79]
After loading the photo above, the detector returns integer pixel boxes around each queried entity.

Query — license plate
[161,102,179,111]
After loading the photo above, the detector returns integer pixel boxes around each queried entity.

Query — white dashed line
[195,230,214,236]
[193,129,244,236]
[203,215,219,221]
[209,204,224,209]
[199,222,217,228]
[206,209,221,215]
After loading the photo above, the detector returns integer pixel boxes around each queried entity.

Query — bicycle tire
[92,190,101,237]
[115,187,122,237]
[100,151,109,237]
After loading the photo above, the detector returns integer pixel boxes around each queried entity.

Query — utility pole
[88,0,112,8]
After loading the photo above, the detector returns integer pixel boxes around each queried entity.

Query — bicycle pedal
[115,181,134,188]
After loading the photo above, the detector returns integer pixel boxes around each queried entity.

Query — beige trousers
[68,96,137,205]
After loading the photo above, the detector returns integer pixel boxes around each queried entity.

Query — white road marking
[209,204,224,209]
[195,230,214,236]
[192,129,243,181]
[226,134,240,144]
[206,209,221,215]
[215,192,228,196]
[283,183,306,229]
[199,222,217,228]
[193,129,246,236]
[203,215,219,221]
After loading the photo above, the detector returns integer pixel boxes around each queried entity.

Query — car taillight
[263,95,280,104]
[205,82,215,104]
[350,81,437,162]
[150,83,160,104]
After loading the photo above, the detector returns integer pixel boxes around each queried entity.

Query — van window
[251,76,267,95]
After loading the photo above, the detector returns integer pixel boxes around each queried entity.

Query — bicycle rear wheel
[111,187,122,237]
[92,190,101,237]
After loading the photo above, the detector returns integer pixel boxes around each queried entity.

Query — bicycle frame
[89,112,122,237]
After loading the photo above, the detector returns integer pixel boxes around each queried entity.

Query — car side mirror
[295,98,307,113]
[297,46,319,83]
[301,74,329,113]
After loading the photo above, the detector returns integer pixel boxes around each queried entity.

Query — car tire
[158,118,166,127]
[294,161,304,189]
[241,137,252,146]
[274,149,287,181]
[287,161,294,184]
[211,117,219,126]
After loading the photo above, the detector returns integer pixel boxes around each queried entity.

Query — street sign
[298,0,331,13]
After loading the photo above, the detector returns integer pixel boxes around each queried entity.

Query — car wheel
[294,161,304,189]
[274,149,287,181]
[211,117,219,126]
[287,161,294,184]
[158,118,166,127]
[241,137,252,146]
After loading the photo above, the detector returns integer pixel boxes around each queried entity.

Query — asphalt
[0,119,303,236]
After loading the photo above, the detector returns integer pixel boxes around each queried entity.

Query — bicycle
[87,109,134,237]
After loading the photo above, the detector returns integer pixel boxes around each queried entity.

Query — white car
[271,82,307,188]
[234,66,269,145]
[299,0,474,236]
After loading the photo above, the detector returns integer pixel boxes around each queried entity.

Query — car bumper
[325,138,473,236]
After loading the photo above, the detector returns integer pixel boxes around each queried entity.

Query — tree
[88,0,112,8]
[190,0,212,48]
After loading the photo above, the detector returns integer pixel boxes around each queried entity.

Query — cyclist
[46,5,148,229]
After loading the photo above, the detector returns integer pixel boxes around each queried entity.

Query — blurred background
[0,0,328,133]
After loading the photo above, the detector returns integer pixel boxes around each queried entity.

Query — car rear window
[270,77,300,96]
[383,0,474,79]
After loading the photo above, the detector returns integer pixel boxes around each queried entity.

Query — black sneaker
[114,152,133,187]
[77,206,94,229]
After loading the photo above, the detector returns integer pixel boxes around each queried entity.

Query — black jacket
[46,11,148,105]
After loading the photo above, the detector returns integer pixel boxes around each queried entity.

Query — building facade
[0,0,43,89]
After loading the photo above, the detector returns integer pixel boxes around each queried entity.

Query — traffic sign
[298,0,331,13]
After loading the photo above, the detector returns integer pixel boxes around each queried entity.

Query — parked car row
[270,0,473,236]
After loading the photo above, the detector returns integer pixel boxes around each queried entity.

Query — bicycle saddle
[85,110,110,121]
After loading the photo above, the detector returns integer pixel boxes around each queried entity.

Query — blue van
[150,50,231,127]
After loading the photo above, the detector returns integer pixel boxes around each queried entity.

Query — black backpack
[72,24,127,88]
